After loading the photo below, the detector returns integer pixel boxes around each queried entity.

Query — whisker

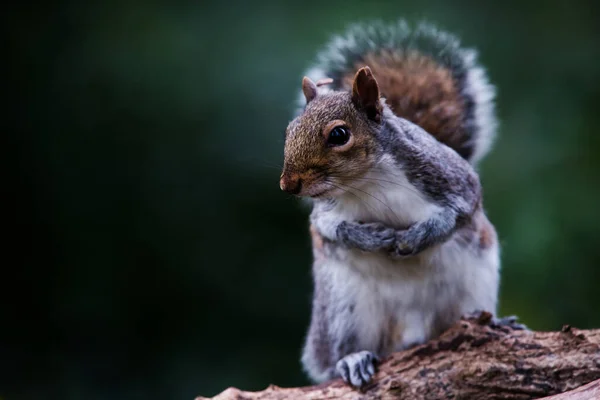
[353,177,423,198]
[328,174,423,198]
[261,164,285,171]
[334,181,401,223]
[235,156,284,171]
[367,166,428,186]
[322,181,381,217]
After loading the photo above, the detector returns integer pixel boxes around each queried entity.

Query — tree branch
[196,313,600,400]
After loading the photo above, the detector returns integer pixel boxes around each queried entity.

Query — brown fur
[456,210,497,252]
[341,51,467,153]
[310,224,325,262]
[478,218,496,250]
[283,92,380,196]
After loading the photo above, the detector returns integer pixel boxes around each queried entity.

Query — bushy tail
[301,21,497,165]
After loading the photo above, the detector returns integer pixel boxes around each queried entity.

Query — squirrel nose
[280,174,302,195]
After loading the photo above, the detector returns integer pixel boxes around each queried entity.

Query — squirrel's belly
[346,250,445,352]
[331,238,499,355]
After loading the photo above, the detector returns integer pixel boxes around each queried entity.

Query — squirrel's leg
[301,253,382,388]
[392,209,460,257]
[310,207,396,252]
[336,221,396,252]
[333,212,459,256]
[313,208,466,257]
[310,203,465,255]
[301,277,379,386]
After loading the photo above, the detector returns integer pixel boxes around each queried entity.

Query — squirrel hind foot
[336,350,380,388]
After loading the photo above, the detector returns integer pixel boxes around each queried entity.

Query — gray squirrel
[280,21,521,388]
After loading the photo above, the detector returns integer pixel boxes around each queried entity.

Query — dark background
[4,0,600,399]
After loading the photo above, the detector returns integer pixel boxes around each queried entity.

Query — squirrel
[280,21,520,389]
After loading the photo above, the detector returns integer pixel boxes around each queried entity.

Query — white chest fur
[333,155,443,228]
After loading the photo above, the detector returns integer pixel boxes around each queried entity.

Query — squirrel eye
[327,126,350,146]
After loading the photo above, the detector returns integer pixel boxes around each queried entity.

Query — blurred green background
[4,0,600,399]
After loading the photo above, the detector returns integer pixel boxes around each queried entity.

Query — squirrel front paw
[389,230,419,258]
[336,350,380,388]
[336,221,395,252]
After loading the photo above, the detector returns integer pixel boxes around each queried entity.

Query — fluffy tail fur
[299,21,497,165]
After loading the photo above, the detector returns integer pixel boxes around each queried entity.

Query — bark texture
[196,313,600,400]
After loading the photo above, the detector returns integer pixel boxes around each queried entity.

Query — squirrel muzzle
[280,172,302,195]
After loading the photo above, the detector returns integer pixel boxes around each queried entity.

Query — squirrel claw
[336,351,379,389]
[389,237,418,259]
[464,310,528,331]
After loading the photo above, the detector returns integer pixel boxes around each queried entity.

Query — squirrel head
[280,67,384,198]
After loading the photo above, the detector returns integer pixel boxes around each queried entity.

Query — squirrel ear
[351,66,381,122]
[302,77,318,104]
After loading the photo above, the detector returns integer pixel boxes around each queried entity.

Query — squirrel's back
[299,21,497,165]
